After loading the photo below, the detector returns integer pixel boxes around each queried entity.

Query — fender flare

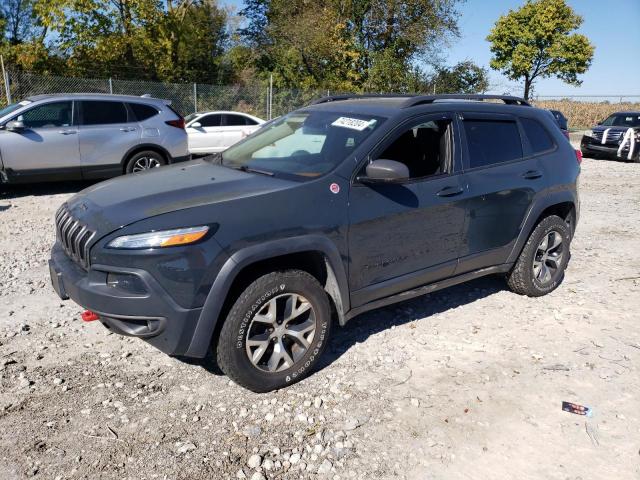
[506,190,577,264]
[121,143,172,169]
[184,235,349,358]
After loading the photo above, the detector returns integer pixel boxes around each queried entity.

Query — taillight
[165,118,185,129]
[575,149,583,164]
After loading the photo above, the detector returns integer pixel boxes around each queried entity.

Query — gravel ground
[0,157,639,480]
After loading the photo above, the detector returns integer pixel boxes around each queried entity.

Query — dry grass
[532,100,640,130]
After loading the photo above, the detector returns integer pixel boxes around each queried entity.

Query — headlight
[587,130,594,137]
[107,226,209,249]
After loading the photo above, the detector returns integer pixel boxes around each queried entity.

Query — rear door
[222,114,258,148]
[78,100,140,178]
[456,112,544,274]
[187,113,224,153]
[0,100,81,177]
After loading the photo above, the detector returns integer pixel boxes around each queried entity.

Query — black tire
[506,215,571,297]
[125,150,167,174]
[216,270,332,392]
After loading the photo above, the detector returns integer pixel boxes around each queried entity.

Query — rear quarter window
[129,103,159,121]
[463,119,523,168]
[521,117,555,154]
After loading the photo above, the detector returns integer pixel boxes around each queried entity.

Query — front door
[187,113,225,153]
[348,113,467,307]
[0,100,80,178]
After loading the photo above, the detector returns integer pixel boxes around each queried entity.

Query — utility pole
[269,74,273,120]
[0,55,11,104]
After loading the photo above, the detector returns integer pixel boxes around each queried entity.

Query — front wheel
[216,270,332,392]
[506,215,571,297]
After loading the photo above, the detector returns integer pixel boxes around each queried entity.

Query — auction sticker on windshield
[331,117,374,131]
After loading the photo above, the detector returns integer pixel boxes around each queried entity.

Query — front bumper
[49,243,202,356]
[580,135,637,159]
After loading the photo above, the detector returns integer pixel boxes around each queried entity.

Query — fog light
[106,273,148,295]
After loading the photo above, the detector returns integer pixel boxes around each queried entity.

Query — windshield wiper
[234,165,274,176]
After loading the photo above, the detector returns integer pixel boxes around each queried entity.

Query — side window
[521,117,555,154]
[81,101,128,125]
[376,118,453,179]
[129,103,159,121]
[199,114,222,127]
[244,117,258,126]
[463,119,522,168]
[223,114,248,126]
[18,101,73,128]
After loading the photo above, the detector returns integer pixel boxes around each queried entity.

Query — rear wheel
[125,150,166,174]
[216,270,332,392]
[507,215,571,297]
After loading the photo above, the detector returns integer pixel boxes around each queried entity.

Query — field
[532,100,640,129]
[0,154,639,479]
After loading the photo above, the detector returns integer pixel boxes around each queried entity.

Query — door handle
[522,170,542,180]
[436,186,464,197]
[119,127,136,132]
[58,130,77,135]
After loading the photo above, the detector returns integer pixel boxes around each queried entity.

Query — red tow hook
[81,310,100,322]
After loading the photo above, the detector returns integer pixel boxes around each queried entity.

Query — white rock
[176,442,196,454]
[247,454,262,469]
[318,459,333,475]
[289,453,301,464]
[250,473,265,480]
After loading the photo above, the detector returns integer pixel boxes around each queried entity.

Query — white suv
[0,93,190,183]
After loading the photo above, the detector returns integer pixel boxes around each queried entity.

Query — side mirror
[359,159,410,183]
[5,120,25,132]
[191,121,202,128]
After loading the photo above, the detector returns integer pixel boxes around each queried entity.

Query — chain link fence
[1,70,280,119]
[1,70,639,128]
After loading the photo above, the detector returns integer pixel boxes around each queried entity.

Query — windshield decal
[331,117,374,131]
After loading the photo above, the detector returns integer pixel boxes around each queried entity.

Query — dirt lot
[0,157,639,480]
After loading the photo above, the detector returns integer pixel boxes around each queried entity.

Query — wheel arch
[185,236,349,358]
[121,144,171,173]
[507,193,577,264]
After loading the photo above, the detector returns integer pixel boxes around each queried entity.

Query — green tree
[239,0,462,91]
[433,60,489,94]
[486,0,594,100]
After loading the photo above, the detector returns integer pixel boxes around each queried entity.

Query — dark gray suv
[48,94,580,392]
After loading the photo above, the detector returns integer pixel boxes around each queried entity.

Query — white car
[185,111,264,154]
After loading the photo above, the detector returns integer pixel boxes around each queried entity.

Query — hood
[593,125,638,133]
[65,159,295,233]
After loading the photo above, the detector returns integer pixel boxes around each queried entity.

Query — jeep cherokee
[49,94,580,392]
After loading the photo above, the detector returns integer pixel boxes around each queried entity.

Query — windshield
[222,110,385,179]
[601,114,640,128]
[0,101,28,119]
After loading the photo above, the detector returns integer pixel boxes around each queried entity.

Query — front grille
[592,130,623,143]
[55,206,96,269]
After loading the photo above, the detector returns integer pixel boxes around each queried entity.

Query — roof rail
[401,94,531,107]
[309,93,413,105]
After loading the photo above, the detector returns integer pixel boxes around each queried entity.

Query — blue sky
[220,0,640,97]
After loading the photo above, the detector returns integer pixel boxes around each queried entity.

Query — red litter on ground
[81,310,99,322]
[562,401,593,417]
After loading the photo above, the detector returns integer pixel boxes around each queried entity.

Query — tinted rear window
[464,119,523,168]
[521,118,554,154]
[129,103,159,121]
[81,101,128,125]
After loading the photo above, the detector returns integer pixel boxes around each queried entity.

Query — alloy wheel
[132,156,161,172]
[532,230,564,284]
[245,293,316,373]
